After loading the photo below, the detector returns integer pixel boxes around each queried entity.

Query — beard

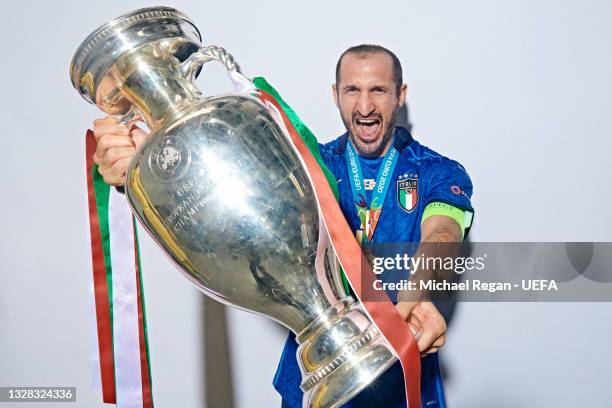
[342,109,396,157]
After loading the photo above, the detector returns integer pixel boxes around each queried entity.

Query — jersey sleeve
[422,159,475,237]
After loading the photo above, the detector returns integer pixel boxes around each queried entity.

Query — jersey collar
[333,126,414,155]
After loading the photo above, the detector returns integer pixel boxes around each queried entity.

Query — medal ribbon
[345,140,399,243]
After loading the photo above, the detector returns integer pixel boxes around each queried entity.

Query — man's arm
[406,214,463,296]
[421,214,462,245]
[395,214,462,355]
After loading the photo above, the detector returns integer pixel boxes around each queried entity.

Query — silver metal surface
[70,7,397,408]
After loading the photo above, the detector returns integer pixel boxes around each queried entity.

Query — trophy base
[297,299,398,408]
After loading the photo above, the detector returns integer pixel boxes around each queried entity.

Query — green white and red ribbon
[251,78,422,408]
[85,131,153,408]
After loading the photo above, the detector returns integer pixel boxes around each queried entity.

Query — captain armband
[421,201,474,240]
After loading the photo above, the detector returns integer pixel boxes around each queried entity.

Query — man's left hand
[396,301,446,356]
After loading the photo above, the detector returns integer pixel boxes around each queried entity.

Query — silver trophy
[70,7,398,407]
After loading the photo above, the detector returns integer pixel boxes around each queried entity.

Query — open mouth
[354,117,381,140]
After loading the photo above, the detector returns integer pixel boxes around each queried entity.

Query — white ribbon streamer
[109,188,144,408]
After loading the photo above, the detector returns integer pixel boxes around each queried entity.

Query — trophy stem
[296,299,397,408]
[110,51,202,131]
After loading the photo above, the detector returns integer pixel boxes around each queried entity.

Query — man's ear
[332,84,339,108]
[398,83,408,108]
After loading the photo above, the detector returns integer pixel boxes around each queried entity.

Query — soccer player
[273,45,473,407]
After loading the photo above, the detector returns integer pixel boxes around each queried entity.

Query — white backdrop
[1,0,611,407]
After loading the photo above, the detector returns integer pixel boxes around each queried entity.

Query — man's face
[333,52,407,157]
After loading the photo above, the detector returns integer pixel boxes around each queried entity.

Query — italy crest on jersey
[397,176,418,212]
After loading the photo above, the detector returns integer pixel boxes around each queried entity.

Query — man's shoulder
[403,138,445,162]
[394,127,460,168]
[402,137,469,176]
[318,134,346,156]
[317,133,347,172]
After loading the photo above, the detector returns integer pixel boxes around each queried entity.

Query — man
[92,44,473,407]
[272,45,473,407]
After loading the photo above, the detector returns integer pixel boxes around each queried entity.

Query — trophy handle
[178,45,253,92]
[116,106,140,126]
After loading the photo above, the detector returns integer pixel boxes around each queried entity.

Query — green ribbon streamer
[92,163,114,334]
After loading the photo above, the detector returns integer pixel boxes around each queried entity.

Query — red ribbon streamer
[134,232,153,408]
[85,130,117,403]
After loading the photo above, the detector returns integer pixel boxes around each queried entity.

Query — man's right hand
[92,116,149,186]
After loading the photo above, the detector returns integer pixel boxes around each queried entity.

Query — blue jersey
[273,127,474,408]
[322,126,473,244]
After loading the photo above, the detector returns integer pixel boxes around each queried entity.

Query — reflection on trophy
[70,7,398,407]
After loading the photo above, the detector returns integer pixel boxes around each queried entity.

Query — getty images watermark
[362,242,612,301]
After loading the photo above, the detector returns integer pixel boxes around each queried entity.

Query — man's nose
[356,92,375,116]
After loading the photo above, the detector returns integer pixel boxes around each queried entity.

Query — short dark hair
[335,44,403,94]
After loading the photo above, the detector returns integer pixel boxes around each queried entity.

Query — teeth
[356,119,378,124]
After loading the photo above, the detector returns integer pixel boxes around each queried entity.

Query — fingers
[408,322,423,341]
[432,335,445,348]
[97,156,132,186]
[91,116,150,186]
[395,301,418,321]
[93,116,130,142]
[109,156,133,183]
[130,127,149,149]
[100,147,137,165]
[417,326,439,353]
[94,146,135,169]
[93,113,142,129]
[95,135,135,157]
[91,116,138,186]
[93,123,130,141]
[421,346,440,357]
[400,301,447,354]
[93,116,118,126]
[93,140,135,186]
[417,330,446,354]
[94,148,133,186]
[406,310,423,339]
[421,335,445,357]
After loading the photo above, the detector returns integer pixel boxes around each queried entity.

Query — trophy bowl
[70,7,398,407]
